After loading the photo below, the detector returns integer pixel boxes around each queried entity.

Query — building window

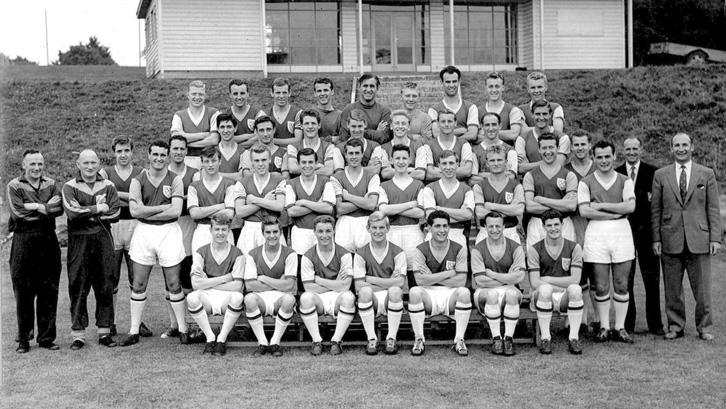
[146,7,157,45]
[443,3,517,65]
[266,1,341,65]
[361,4,430,67]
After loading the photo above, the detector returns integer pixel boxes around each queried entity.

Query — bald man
[62,150,121,349]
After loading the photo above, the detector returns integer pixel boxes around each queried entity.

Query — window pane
[291,47,316,65]
[318,45,339,65]
[290,11,315,28]
[290,29,316,47]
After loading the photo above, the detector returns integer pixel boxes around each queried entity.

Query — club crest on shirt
[247,119,256,131]
[287,121,295,134]
[163,185,172,198]
[505,192,513,203]
[561,257,571,271]
[445,260,456,270]
[556,178,566,191]
[95,193,107,205]
[274,156,283,168]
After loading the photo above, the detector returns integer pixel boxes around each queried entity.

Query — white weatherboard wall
[532,0,625,69]
[160,0,263,73]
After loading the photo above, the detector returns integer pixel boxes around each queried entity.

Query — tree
[55,36,116,66]
[11,56,37,65]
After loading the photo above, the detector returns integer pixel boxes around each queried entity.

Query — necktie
[679,165,687,202]
[630,166,636,181]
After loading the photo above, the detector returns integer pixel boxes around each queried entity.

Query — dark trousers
[661,250,712,334]
[625,232,663,332]
[9,230,61,344]
[67,231,116,332]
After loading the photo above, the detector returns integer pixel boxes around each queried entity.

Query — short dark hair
[485,144,507,160]
[348,109,368,126]
[200,146,220,160]
[261,216,280,232]
[532,100,552,114]
[481,112,501,126]
[437,109,456,122]
[216,112,238,128]
[22,149,41,158]
[345,138,364,154]
[271,77,291,91]
[438,149,459,164]
[592,140,615,156]
[168,135,188,148]
[541,209,563,223]
[537,133,559,148]
[486,71,505,84]
[391,144,410,157]
[297,147,318,163]
[254,115,275,131]
[483,211,505,225]
[313,215,336,230]
[111,135,134,151]
[439,65,461,81]
[228,79,249,93]
[301,109,320,125]
[149,140,170,154]
[358,73,380,88]
[570,129,590,143]
[427,210,450,226]
[313,77,334,90]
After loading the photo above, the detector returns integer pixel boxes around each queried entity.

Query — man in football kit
[522,133,578,248]
[120,140,189,347]
[269,77,302,147]
[477,71,524,144]
[421,150,475,251]
[428,66,479,142]
[380,110,426,181]
[472,145,524,245]
[99,136,151,337]
[312,78,341,143]
[170,80,219,169]
[331,138,380,252]
[216,113,245,183]
[470,112,518,186]
[421,109,474,182]
[187,214,245,356]
[299,215,356,356]
[235,144,287,255]
[528,209,585,355]
[409,211,472,356]
[337,73,392,144]
[353,212,407,355]
[471,212,526,356]
[378,144,426,287]
[285,148,336,254]
[333,109,388,175]
[399,82,433,141]
[239,116,287,178]
[578,140,636,343]
[518,72,565,134]
[243,216,298,357]
[516,101,571,175]
[287,109,335,177]
[228,79,266,148]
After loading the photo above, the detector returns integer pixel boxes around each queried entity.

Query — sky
[1,0,144,66]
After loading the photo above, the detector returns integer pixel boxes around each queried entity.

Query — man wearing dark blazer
[651,133,721,341]
[616,137,664,335]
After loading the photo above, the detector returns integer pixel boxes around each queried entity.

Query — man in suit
[651,132,721,341]
[616,137,664,335]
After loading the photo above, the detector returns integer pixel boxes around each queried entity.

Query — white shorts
[335,215,370,252]
[129,222,186,267]
[473,285,520,313]
[177,215,196,256]
[184,156,201,170]
[192,288,238,316]
[388,225,424,270]
[111,218,138,251]
[421,286,458,317]
[236,222,287,255]
[425,228,468,257]
[373,290,390,317]
[255,290,288,317]
[191,223,234,253]
[475,226,520,245]
[583,219,635,264]
[291,226,317,255]
[530,289,566,313]
[526,216,575,252]
[318,291,342,317]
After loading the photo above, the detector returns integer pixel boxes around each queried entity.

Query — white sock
[129,291,147,335]
[536,300,553,341]
[247,308,268,345]
[332,306,355,343]
[300,306,322,343]
[408,302,425,342]
[188,304,215,341]
[386,301,404,341]
[595,294,611,330]
[484,303,502,338]
[169,291,188,333]
[613,292,629,330]
[217,305,243,343]
[454,301,472,342]
[568,300,585,340]
[112,287,119,325]
[270,309,293,345]
[165,292,177,329]
[358,301,377,341]
[503,304,520,338]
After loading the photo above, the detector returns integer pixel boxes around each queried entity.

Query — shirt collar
[75,172,104,183]
[18,173,47,185]
[675,160,692,173]
[627,161,640,173]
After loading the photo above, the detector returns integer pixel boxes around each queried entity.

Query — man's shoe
[70,340,85,350]
[203,341,216,355]
[160,327,180,339]
[612,329,634,344]
[119,334,140,347]
[252,344,269,357]
[179,331,191,345]
[699,333,714,341]
[98,335,117,348]
[664,330,685,340]
[539,339,552,355]
[568,338,583,355]
[270,344,283,357]
[503,336,515,356]
[16,341,30,353]
[579,323,589,336]
[589,321,601,335]
[490,336,504,355]
[411,338,425,356]
[453,339,468,356]
[595,328,610,343]
[650,328,666,336]
[330,341,343,356]
[366,339,378,355]
[110,324,117,336]
[213,341,227,356]
[311,341,324,356]
[139,322,153,337]
[38,342,61,351]
[384,338,399,355]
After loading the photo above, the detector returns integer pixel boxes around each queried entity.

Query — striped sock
[454,301,472,342]
[358,301,377,341]
[129,291,147,335]
[568,299,585,340]
[270,309,293,345]
[169,291,187,333]
[386,301,404,341]
[217,304,243,343]
[188,303,215,342]
[408,303,426,342]
[246,308,268,345]
[503,303,520,338]
[484,303,502,339]
[332,306,355,343]
[613,292,629,330]
[595,294,611,330]
[536,300,553,341]
[300,306,322,343]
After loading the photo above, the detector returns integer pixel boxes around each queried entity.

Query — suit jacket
[617,161,656,240]
[651,161,722,254]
